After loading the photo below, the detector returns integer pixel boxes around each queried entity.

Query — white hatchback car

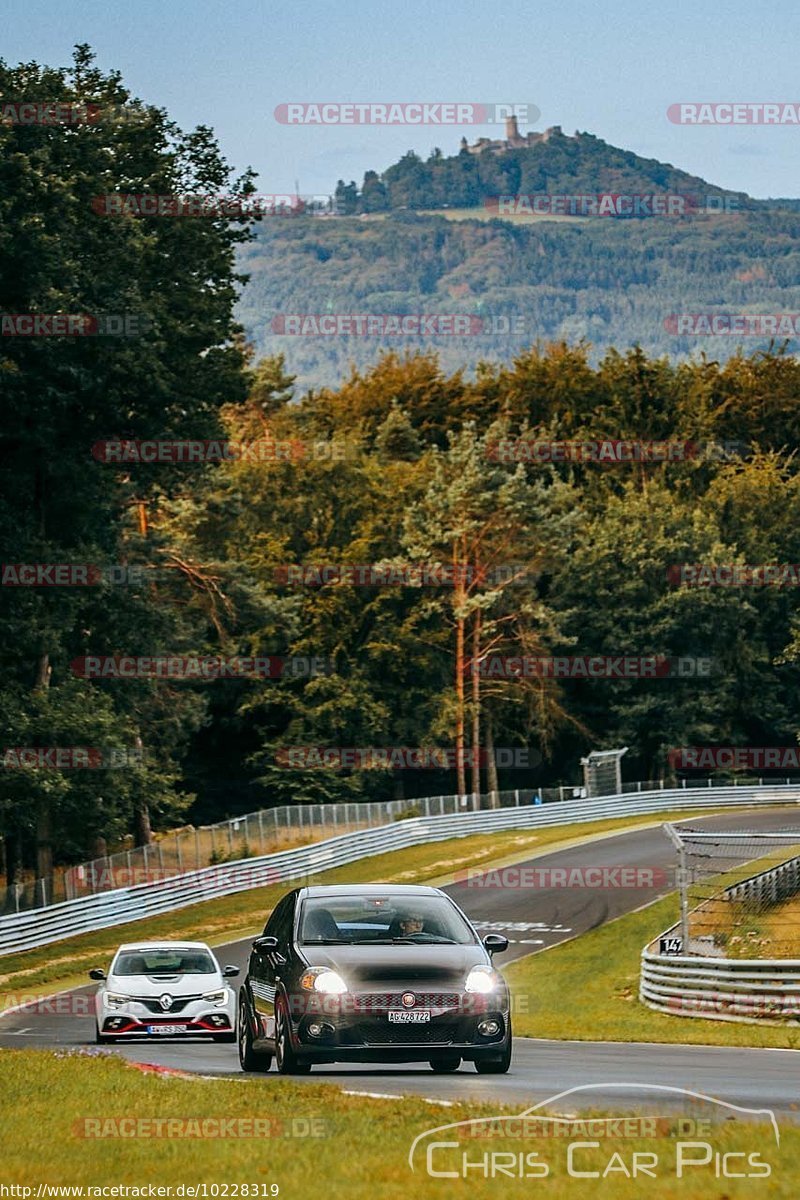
[90,941,239,1043]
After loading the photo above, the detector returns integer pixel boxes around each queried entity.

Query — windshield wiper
[302,938,356,944]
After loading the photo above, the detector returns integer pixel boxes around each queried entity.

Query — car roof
[114,941,213,951]
[296,884,445,898]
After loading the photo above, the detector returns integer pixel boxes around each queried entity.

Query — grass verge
[2,1049,797,1197]
[1,808,727,1002]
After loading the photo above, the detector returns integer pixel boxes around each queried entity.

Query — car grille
[354,992,461,1011]
[357,1020,460,1045]
[132,996,199,1014]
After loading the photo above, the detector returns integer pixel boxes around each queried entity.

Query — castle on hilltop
[461,116,564,155]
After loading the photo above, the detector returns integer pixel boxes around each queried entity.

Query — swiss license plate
[147,1024,188,1035]
[387,1010,431,1024]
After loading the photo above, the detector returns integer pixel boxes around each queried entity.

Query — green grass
[0,808,728,1003]
[2,1049,797,1197]
[507,892,800,1049]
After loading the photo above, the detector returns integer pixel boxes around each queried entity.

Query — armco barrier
[640,951,800,1023]
[2,784,799,957]
[727,854,800,905]
[641,838,800,1024]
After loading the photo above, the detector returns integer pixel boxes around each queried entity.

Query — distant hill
[331,127,749,215]
[235,130,800,391]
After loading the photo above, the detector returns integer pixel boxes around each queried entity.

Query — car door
[251,894,293,1041]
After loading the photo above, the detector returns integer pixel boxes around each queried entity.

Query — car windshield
[113,949,217,976]
[298,895,477,945]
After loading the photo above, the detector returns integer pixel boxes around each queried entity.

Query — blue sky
[4,0,799,197]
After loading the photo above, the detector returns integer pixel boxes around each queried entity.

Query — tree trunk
[485,708,499,805]
[455,614,466,797]
[36,808,53,881]
[471,611,481,801]
[5,829,24,886]
[34,651,53,879]
[454,540,467,798]
[132,733,153,847]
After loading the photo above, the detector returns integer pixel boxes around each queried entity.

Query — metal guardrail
[641,835,800,1024]
[8,775,793,915]
[2,788,552,915]
[640,952,800,1022]
[727,854,800,905]
[3,783,799,958]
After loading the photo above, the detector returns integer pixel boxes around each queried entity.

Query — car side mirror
[482,934,509,956]
[222,964,240,977]
[88,968,107,980]
[253,936,279,953]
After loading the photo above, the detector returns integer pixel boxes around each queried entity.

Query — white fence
[3,783,799,958]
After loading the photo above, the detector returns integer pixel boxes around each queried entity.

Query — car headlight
[202,989,228,1007]
[299,968,347,994]
[465,966,500,994]
[105,992,130,1009]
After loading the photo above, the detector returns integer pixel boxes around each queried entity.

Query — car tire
[94,1024,111,1045]
[275,999,312,1075]
[213,1032,237,1043]
[429,1055,461,1073]
[238,989,272,1072]
[474,1028,512,1074]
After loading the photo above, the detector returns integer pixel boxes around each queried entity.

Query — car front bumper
[98,1005,235,1038]
[285,989,509,1061]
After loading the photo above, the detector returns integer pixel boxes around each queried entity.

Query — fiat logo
[401,992,416,1008]
[159,993,173,1011]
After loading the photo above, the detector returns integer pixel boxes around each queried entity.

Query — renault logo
[159,993,173,1011]
[401,992,416,1008]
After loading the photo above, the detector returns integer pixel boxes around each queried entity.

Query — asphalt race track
[3,807,800,1115]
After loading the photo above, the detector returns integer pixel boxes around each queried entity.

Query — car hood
[106,973,225,996]
[299,943,491,988]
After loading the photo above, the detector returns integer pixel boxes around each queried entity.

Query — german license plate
[387,1010,430,1024]
[147,1024,188,1035]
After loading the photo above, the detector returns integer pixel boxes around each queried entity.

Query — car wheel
[238,990,272,1072]
[474,1027,512,1074]
[275,999,312,1075]
[429,1055,461,1073]
[94,1024,110,1045]
[213,1032,237,1043]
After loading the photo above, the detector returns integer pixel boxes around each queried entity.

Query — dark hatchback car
[237,884,511,1075]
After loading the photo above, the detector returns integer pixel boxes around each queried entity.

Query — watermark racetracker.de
[70,655,334,680]
[273,102,540,125]
[273,746,541,770]
[91,439,347,464]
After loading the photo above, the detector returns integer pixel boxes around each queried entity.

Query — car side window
[273,895,295,945]
[263,894,294,942]
[262,897,286,937]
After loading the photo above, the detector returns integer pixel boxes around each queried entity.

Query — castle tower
[505,115,520,142]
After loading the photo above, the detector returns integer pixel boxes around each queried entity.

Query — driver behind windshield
[390,910,425,937]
